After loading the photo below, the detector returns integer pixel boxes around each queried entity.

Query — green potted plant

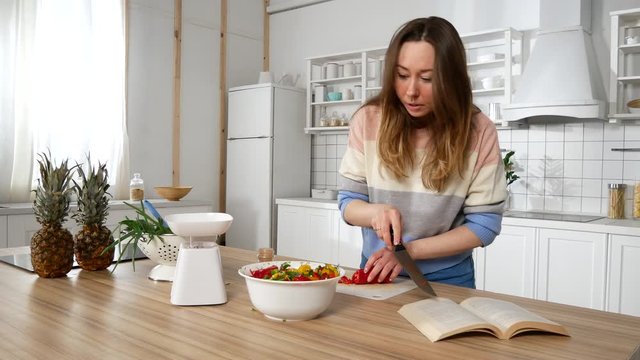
[503,150,520,186]
[105,201,181,274]
[503,150,520,210]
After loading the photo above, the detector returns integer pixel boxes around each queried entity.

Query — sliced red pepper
[250,265,277,279]
[341,269,391,285]
[351,269,368,284]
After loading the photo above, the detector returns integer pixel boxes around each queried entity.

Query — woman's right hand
[370,206,403,249]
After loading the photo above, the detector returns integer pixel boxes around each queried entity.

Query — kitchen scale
[164,213,233,306]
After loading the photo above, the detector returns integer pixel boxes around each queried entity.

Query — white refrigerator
[225,83,310,251]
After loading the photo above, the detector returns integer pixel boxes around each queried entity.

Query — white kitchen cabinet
[276,204,306,258]
[4,202,213,248]
[0,216,7,248]
[7,214,40,248]
[276,201,362,267]
[337,214,362,269]
[276,204,339,264]
[305,47,386,135]
[474,225,536,298]
[461,28,523,125]
[537,229,607,310]
[608,8,640,122]
[608,234,640,316]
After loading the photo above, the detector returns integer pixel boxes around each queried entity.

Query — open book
[398,297,570,342]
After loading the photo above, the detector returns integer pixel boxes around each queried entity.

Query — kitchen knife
[392,240,437,298]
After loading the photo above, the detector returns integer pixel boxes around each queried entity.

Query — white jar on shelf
[353,85,362,100]
[343,62,355,77]
[314,85,327,103]
[325,62,338,79]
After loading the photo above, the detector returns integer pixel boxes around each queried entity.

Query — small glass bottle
[129,173,144,201]
[340,113,349,126]
[257,248,274,262]
[608,183,626,219]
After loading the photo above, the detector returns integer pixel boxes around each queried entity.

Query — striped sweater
[338,105,507,274]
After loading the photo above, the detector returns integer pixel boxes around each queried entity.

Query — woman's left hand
[363,247,403,283]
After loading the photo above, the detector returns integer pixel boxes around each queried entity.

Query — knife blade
[393,241,438,298]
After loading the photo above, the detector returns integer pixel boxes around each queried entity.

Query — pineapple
[31,152,75,278]
[72,157,114,271]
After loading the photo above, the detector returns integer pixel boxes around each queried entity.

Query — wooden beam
[172,0,182,186]
[263,0,270,71]
[219,0,228,212]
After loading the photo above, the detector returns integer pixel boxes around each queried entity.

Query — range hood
[502,0,607,122]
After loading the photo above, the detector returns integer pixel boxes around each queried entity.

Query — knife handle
[390,228,402,246]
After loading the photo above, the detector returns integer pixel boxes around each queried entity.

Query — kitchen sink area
[503,210,605,223]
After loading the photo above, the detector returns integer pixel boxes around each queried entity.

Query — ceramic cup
[314,85,327,103]
[626,36,639,45]
[488,103,501,120]
[353,85,362,99]
[341,88,353,100]
[327,92,342,101]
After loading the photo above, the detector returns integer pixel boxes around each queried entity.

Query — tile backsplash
[311,122,640,218]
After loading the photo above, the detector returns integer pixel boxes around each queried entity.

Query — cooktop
[504,210,604,223]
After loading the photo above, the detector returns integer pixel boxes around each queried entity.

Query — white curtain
[0,0,129,203]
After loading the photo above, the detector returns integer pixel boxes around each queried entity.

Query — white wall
[268,0,541,83]
[127,0,264,209]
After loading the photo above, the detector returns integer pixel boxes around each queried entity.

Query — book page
[398,297,500,342]
[460,297,568,338]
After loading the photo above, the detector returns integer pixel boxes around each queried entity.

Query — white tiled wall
[311,134,348,190]
[311,122,640,218]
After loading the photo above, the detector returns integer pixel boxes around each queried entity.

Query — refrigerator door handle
[228,136,271,140]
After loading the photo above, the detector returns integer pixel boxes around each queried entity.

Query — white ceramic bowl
[477,53,505,62]
[164,213,233,237]
[481,76,503,90]
[238,261,345,321]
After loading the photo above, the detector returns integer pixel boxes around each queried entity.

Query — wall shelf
[461,28,523,126]
[608,8,640,123]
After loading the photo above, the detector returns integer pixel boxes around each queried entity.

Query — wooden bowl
[628,99,640,114]
[154,186,193,201]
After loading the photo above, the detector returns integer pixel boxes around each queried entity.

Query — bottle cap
[608,183,626,189]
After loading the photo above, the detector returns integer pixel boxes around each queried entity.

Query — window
[0,0,128,203]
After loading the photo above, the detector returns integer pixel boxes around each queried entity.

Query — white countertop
[276,197,640,236]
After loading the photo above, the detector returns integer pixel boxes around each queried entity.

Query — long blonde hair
[372,17,477,192]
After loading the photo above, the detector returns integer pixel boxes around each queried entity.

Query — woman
[338,17,507,288]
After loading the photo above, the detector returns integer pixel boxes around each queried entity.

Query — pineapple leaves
[72,154,112,226]
[32,150,78,225]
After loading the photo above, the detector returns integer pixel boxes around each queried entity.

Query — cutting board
[337,276,417,301]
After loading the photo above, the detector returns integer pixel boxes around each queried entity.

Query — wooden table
[1,246,639,359]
